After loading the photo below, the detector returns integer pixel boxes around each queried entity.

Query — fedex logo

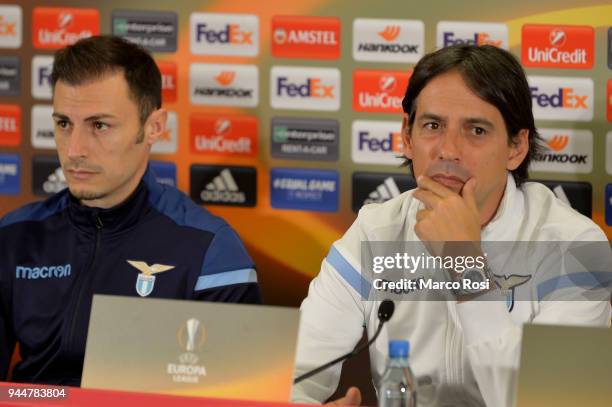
[157,61,177,104]
[190,13,258,56]
[530,87,587,109]
[270,66,340,111]
[190,114,258,157]
[531,128,592,174]
[195,23,252,44]
[437,21,508,49]
[0,5,22,48]
[353,70,411,113]
[352,120,404,165]
[358,131,402,152]
[353,18,424,63]
[32,7,99,49]
[271,16,340,59]
[277,77,334,98]
[31,55,54,100]
[522,24,594,69]
[0,104,20,146]
[528,76,593,121]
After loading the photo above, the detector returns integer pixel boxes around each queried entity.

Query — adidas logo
[200,168,246,203]
[43,167,67,194]
[363,176,401,205]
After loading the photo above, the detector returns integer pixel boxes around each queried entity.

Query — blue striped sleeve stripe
[537,271,612,301]
[194,268,257,291]
[326,245,371,298]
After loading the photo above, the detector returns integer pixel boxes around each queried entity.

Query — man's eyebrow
[416,112,445,122]
[52,112,70,121]
[51,113,118,122]
[465,117,495,128]
[83,114,117,122]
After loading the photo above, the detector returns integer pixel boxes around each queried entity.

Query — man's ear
[143,108,168,146]
[401,113,413,160]
[507,129,529,171]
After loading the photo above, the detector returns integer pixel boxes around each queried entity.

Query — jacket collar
[67,169,153,235]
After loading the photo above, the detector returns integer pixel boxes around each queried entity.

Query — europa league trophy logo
[177,318,206,364]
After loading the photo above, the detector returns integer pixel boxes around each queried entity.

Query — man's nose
[436,127,461,161]
[66,125,89,160]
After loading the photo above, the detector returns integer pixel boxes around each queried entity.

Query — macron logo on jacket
[16,264,72,280]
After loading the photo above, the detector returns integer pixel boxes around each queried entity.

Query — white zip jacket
[291,174,611,406]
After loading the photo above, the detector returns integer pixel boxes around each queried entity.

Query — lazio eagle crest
[127,260,176,297]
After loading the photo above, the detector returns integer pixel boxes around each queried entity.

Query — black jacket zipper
[65,215,103,355]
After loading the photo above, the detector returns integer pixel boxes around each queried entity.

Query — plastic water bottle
[378,340,416,407]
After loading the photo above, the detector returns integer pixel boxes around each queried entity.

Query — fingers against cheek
[416,209,431,222]
[413,189,440,209]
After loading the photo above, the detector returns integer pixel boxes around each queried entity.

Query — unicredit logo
[193,118,252,154]
[550,29,566,46]
[276,77,334,98]
[194,135,252,154]
[353,70,410,113]
[33,7,99,49]
[57,12,73,29]
[195,23,252,44]
[522,24,593,69]
[190,114,257,156]
[526,27,586,65]
[379,75,397,92]
[530,86,588,109]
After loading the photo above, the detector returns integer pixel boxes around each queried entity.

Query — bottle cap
[389,340,410,358]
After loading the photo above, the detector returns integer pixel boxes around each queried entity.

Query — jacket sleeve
[291,220,368,404]
[192,225,262,304]
[457,237,612,407]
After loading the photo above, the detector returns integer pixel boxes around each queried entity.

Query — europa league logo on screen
[167,318,208,383]
[177,318,206,364]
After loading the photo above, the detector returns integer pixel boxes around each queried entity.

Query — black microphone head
[378,300,395,322]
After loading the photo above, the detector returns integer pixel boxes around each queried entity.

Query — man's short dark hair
[51,35,162,125]
[401,44,541,186]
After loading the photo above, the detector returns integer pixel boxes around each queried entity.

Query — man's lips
[431,174,465,188]
[67,169,98,180]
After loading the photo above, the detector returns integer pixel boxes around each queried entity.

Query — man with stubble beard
[292,44,611,406]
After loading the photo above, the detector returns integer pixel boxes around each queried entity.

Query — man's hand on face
[413,175,481,257]
[326,387,362,406]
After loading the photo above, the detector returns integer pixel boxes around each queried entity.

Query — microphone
[293,300,395,384]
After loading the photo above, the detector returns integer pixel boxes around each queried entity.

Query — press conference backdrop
[0,0,611,305]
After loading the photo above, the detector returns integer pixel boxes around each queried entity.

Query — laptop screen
[82,294,300,402]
